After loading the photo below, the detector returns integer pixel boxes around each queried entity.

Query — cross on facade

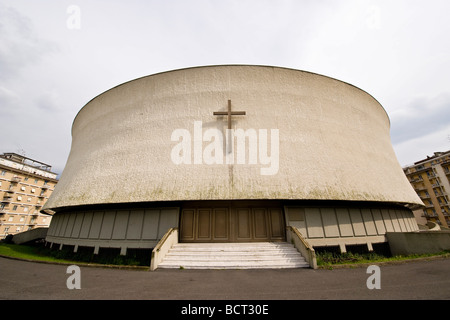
[213,100,246,129]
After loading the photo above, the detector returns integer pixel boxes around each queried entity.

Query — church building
[43,65,423,269]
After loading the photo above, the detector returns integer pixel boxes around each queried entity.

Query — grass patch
[0,241,151,267]
[316,249,450,267]
[0,242,80,264]
[317,251,384,266]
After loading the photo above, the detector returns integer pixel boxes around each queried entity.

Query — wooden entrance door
[179,201,286,242]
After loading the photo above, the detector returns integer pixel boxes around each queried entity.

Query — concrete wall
[386,231,450,255]
[150,228,178,271]
[285,206,418,251]
[43,65,422,212]
[12,227,48,244]
[46,207,179,252]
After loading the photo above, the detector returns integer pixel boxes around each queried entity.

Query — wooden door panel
[253,208,268,239]
[197,209,211,240]
[236,208,252,241]
[180,202,286,242]
[269,208,285,239]
[213,208,229,241]
[180,209,195,241]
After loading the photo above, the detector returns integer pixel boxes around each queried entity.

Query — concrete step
[157,242,310,270]
[167,248,300,254]
[171,244,299,250]
[163,255,303,262]
[163,255,306,261]
[158,261,309,269]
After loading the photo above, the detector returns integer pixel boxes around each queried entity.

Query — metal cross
[213,100,246,129]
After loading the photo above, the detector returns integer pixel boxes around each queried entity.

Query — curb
[0,254,150,271]
[2,252,449,271]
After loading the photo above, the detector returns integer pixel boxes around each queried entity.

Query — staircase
[157,242,310,269]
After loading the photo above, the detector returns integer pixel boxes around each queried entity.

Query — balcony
[11,177,21,183]
[426,172,436,178]
[41,184,50,190]
[435,192,447,198]
[1,196,12,203]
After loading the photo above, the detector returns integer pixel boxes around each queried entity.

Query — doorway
[179,201,286,242]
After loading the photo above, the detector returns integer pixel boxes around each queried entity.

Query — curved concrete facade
[43,65,421,211]
[44,65,423,258]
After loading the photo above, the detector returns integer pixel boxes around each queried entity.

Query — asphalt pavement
[1,255,450,299]
[1,256,449,317]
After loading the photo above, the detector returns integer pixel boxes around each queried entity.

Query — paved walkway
[1,256,449,301]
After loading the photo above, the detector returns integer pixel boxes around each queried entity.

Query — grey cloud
[35,91,61,112]
[390,93,450,144]
[0,4,58,80]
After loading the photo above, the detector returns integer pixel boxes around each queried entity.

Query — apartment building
[403,150,450,228]
[0,153,58,239]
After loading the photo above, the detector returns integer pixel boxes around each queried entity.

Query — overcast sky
[1,0,449,175]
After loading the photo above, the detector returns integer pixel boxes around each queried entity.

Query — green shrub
[317,251,386,266]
